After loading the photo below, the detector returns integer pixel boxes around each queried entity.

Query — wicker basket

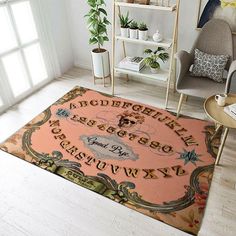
[136,0,150,4]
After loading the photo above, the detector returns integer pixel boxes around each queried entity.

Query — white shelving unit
[115,35,173,48]
[111,0,180,108]
[115,66,169,81]
[114,1,177,11]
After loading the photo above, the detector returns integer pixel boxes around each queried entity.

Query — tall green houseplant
[85,0,111,83]
[85,0,110,52]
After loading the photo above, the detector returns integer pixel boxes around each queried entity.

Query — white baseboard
[74,62,91,71]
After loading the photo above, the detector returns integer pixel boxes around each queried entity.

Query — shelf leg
[176,93,184,118]
[172,9,179,94]
[111,0,116,95]
[121,41,129,82]
[166,0,180,103]
[165,76,171,109]
[118,5,129,82]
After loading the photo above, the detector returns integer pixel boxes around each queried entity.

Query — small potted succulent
[144,47,169,73]
[119,12,132,38]
[129,21,138,39]
[138,22,148,40]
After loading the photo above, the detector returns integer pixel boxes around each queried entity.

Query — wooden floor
[0,67,235,236]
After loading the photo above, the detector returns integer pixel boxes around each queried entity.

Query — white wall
[42,0,74,74]
[66,0,236,91]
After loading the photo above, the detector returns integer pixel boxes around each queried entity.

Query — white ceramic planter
[138,30,148,41]
[129,29,138,39]
[91,49,110,78]
[150,67,159,74]
[120,27,129,38]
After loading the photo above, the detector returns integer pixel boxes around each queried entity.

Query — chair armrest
[225,60,236,93]
[175,50,193,87]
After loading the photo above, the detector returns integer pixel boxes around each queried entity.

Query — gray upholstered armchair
[175,19,236,117]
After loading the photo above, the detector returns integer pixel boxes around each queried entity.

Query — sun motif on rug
[177,149,202,166]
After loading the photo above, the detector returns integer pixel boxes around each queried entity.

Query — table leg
[211,124,222,141]
[215,127,229,166]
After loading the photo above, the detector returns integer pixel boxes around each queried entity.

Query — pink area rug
[0,87,220,235]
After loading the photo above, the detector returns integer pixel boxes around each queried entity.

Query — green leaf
[98,36,104,46]
[89,29,96,34]
[99,8,107,16]
[103,36,109,41]
[144,49,153,54]
[97,25,106,34]
[87,17,95,25]
[103,17,110,25]
[87,0,96,8]
[159,52,169,62]
[89,37,98,45]
[157,47,165,52]
[144,57,153,66]
[119,12,132,28]
[139,22,148,30]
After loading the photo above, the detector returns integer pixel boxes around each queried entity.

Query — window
[0,0,56,113]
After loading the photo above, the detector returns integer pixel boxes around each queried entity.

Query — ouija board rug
[0,86,220,235]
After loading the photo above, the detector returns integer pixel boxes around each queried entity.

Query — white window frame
[0,0,61,114]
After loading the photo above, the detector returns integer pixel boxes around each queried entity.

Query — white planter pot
[150,67,159,74]
[91,49,110,78]
[129,29,138,39]
[138,30,148,41]
[120,27,129,38]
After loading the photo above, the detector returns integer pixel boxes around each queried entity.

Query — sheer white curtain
[0,0,60,113]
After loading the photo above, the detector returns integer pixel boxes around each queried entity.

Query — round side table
[204,94,236,165]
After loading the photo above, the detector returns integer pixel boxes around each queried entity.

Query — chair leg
[176,93,184,118]
[183,95,188,102]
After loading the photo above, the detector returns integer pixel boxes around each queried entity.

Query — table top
[204,94,236,129]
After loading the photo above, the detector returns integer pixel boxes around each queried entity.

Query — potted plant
[138,22,148,40]
[85,0,111,80]
[129,21,138,39]
[144,47,169,73]
[119,12,132,38]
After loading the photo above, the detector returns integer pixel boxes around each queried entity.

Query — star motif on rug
[56,108,71,118]
[177,149,202,166]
